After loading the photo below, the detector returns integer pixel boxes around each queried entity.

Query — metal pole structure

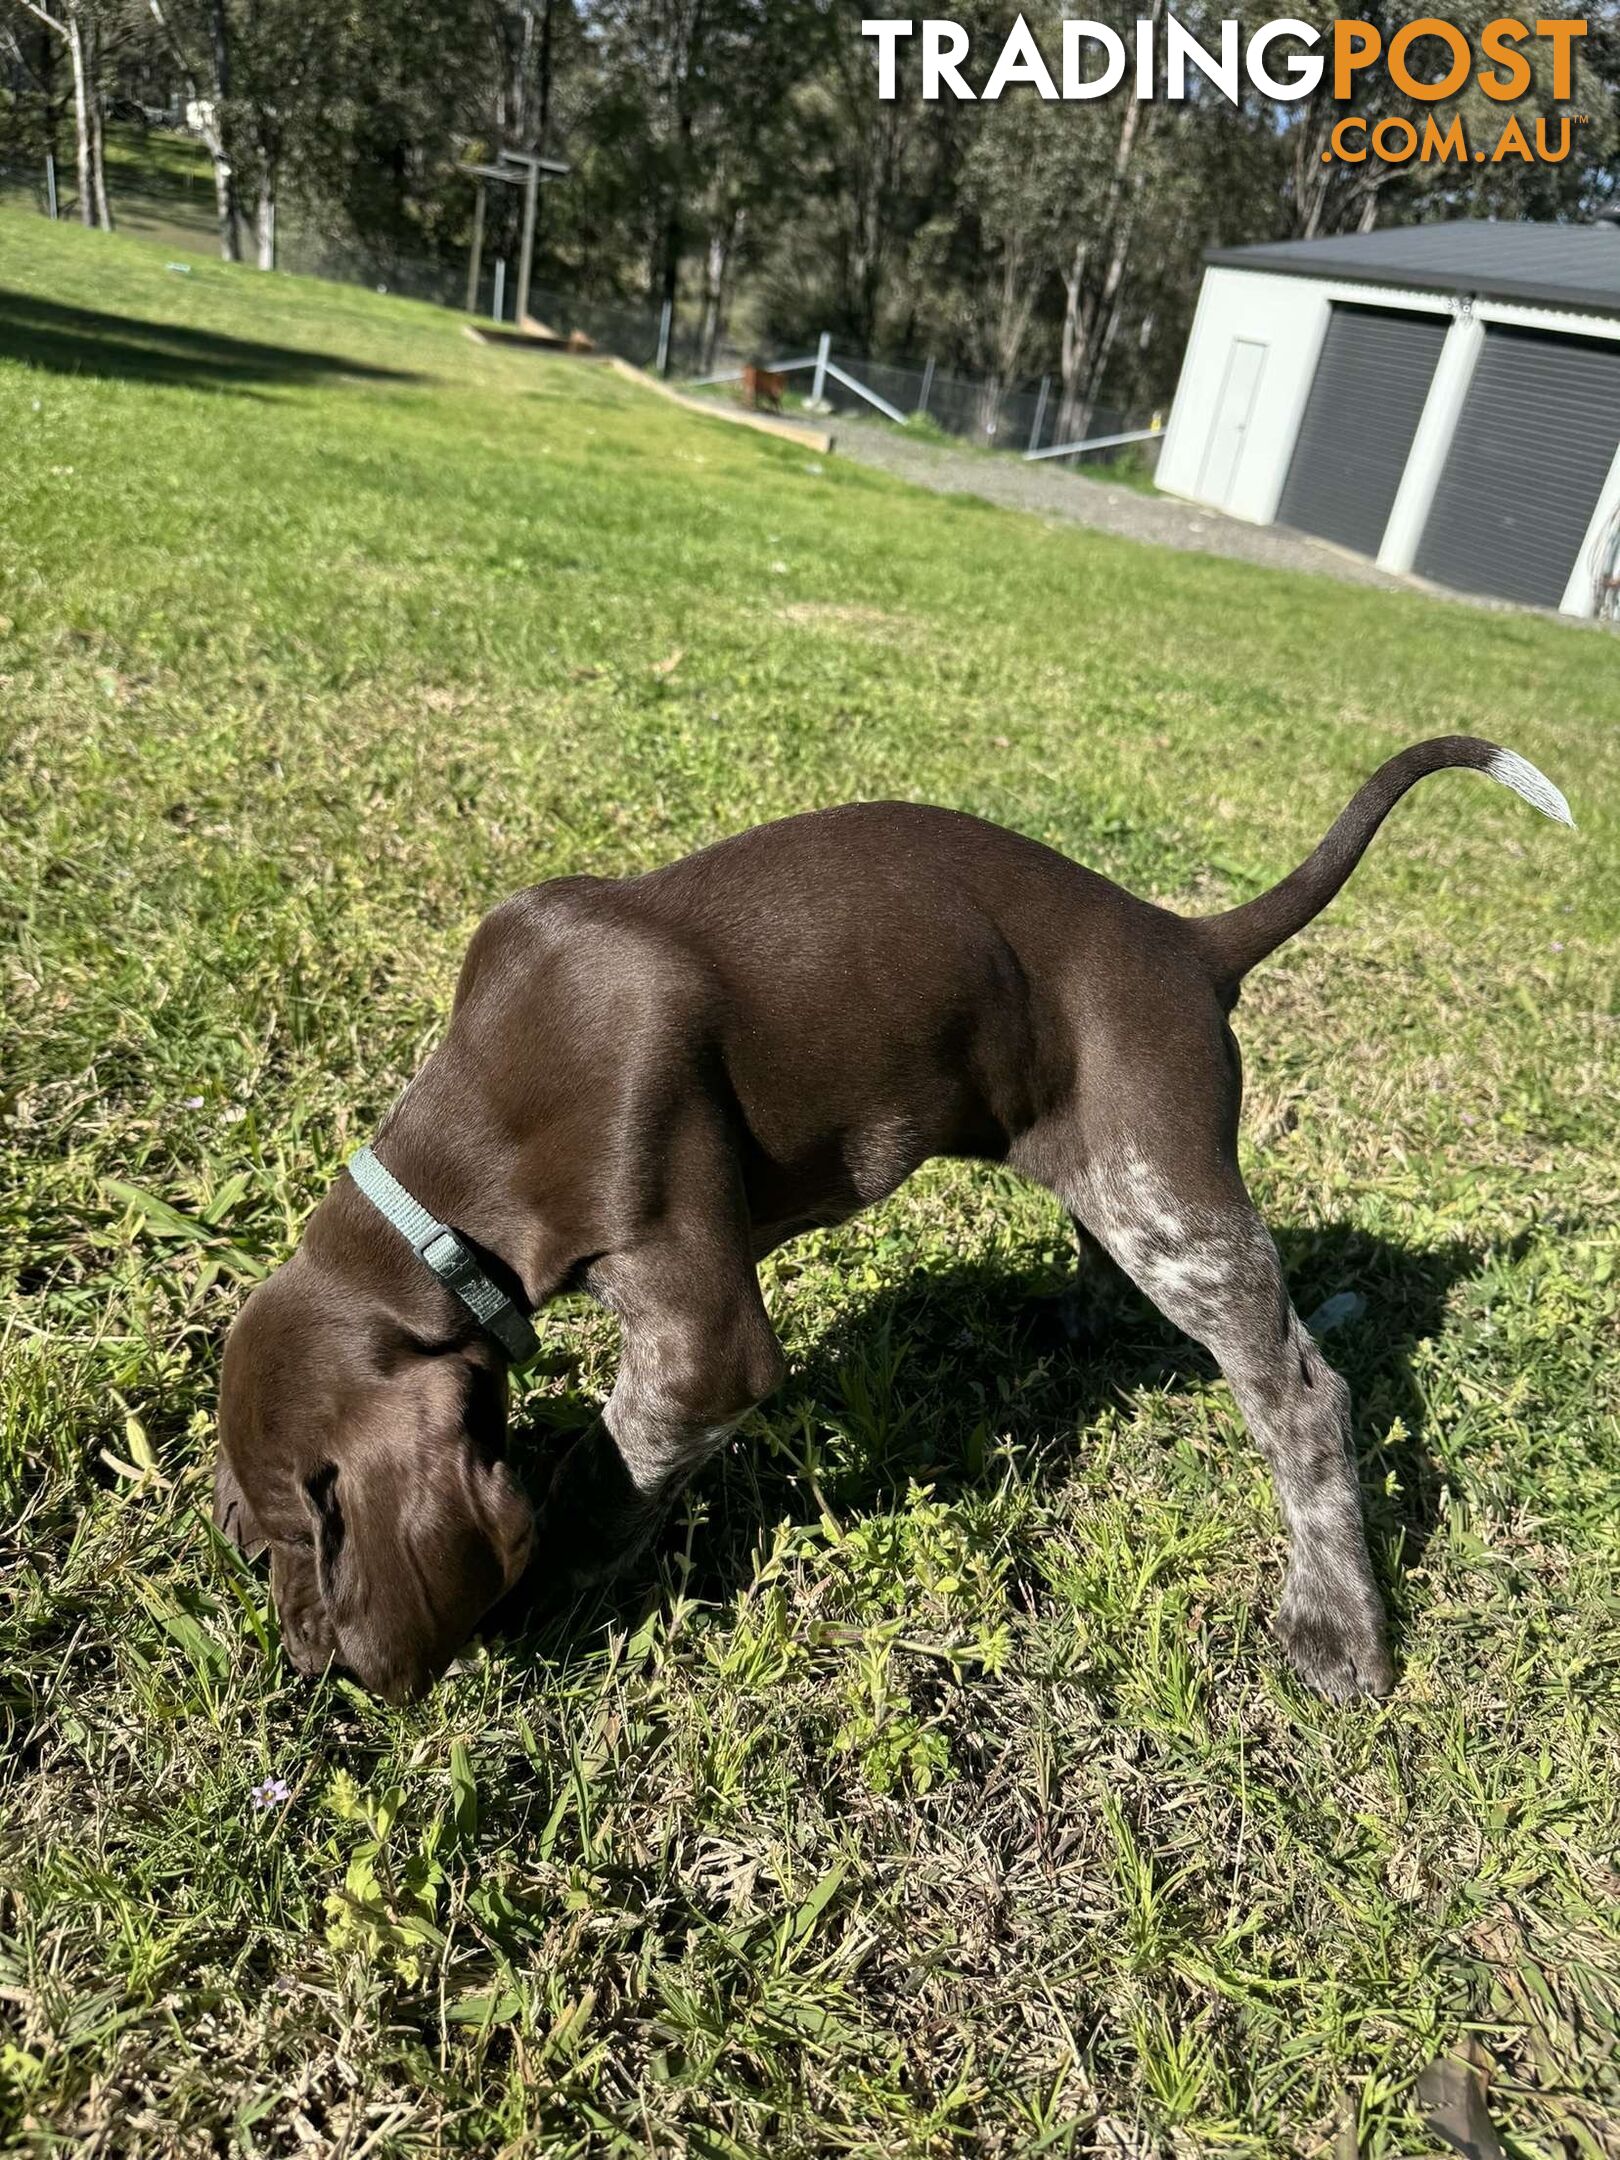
[465,178,486,315]
[918,354,934,416]
[823,360,908,426]
[810,330,831,406]
[1029,374,1050,453]
[492,258,506,323]
[1023,423,1162,464]
[656,297,672,377]
[45,151,58,220]
[516,160,538,327]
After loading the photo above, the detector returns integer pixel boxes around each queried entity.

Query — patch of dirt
[776,601,909,629]
[828,419,1483,600]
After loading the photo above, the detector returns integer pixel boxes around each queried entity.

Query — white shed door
[1199,339,1267,506]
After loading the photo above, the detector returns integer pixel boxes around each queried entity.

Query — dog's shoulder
[454,875,619,997]
[455,872,720,1034]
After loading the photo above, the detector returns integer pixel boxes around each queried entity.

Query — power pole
[459,150,567,335]
[466,179,486,314]
[517,158,538,326]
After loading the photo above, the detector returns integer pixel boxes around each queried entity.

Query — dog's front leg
[1026,1215,1126,1348]
[539,1237,785,1591]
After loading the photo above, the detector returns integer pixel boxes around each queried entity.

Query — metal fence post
[493,259,506,323]
[918,354,934,417]
[656,297,673,376]
[1029,374,1050,453]
[810,330,831,405]
[45,151,57,220]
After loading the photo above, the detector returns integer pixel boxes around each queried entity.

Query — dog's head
[214,1211,533,1703]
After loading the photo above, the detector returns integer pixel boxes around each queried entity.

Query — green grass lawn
[2,211,1617,2159]
[1,125,220,258]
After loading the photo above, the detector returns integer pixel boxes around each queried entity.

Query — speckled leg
[1070,1152,1392,1700]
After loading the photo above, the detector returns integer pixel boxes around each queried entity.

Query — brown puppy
[740,362,785,412]
[216,736,1570,1703]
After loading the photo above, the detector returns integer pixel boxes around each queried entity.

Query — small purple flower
[1461,1113,1477,1126]
[1550,941,1564,953]
[250,1777,291,1811]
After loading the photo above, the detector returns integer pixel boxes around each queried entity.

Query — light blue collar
[346,1145,539,1365]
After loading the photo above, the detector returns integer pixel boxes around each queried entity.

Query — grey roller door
[1414,325,1620,608]
[1278,304,1448,555]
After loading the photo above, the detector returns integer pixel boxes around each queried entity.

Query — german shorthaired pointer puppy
[215,735,1571,1703]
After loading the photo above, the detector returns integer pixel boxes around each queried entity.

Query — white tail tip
[1485,748,1575,829]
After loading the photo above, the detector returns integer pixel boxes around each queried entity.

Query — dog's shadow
[501,1222,1496,1666]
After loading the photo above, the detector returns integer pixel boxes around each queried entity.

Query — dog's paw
[547,1522,640,1594]
[531,1446,661,1602]
[1022,1289,1107,1353]
[1275,1590,1394,1702]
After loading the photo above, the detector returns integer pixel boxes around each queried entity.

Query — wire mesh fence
[276,232,469,310]
[464,261,1158,465]
[0,168,1158,468]
[799,350,1142,460]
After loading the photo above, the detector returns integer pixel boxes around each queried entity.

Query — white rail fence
[693,332,1162,468]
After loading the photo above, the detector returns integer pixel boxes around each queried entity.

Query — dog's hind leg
[1048,1138,1393,1700]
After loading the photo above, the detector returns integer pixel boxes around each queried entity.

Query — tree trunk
[698,209,739,370]
[698,228,722,369]
[658,90,696,332]
[41,31,60,200]
[209,137,239,258]
[90,103,112,228]
[658,207,680,326]
[1291,98,1335,238]
[208,0,239,256]
[975,371,1003,444]
[526,0,556,263]
[1078,191,1142,424]
[255,168,275,268]
[1057,242,1090,442]
[535,0,553,148]
[65,9,93,225]
[1056,28,1155,441]
[987,245,1037,410]
[86,12,112,231]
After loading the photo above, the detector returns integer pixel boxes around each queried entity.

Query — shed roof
[1206,221,1620,318]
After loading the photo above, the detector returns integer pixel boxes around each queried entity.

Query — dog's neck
[369,1042,554,1315]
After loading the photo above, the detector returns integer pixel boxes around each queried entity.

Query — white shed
[1156,221,1620,618]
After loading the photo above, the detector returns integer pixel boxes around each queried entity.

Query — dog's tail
[1195,735,1573,985]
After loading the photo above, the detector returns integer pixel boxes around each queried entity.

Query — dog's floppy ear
[212,1449,267,1557]
[302,1360,533,1703]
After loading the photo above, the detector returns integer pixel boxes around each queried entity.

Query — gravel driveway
[830,420,1418,593]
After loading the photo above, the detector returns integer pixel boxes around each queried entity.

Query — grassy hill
[3,126,223,257]
[2,210,1617,2157]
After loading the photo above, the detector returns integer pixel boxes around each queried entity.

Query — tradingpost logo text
[861,17,1589,165]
